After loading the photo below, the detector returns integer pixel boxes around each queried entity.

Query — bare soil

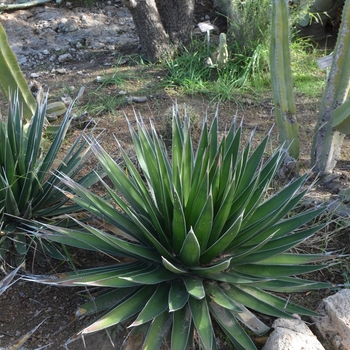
[1,1,350,350]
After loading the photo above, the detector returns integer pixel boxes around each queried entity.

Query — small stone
[77,71,83,75]
[49,54,57,62]
[58,53,72,63]
[126,96,147,103]
[56,68,67,74]
[17,56,27,65]
[30,72,40,78]
[42,49,50,55]
[118,90,126,95]
[76,42,84,49]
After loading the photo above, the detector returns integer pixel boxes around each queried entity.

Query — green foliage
[32,107,336,349]
[0,91,101,261]
[165,39,270,100]
[225,0,271,56]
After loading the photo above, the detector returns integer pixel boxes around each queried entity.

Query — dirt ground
[1,1,350,350]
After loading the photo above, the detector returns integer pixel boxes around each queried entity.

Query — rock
[126,96,148,103]
[312,289,350,350]
[262,317,325,350]
[30,72,40,78]
[58,53,72,63]
[56,68,67,74]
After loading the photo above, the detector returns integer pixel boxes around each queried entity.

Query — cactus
[270,0,300,159]
[0,23,36,121]
[311,0,350,174]
[0,0,51,11]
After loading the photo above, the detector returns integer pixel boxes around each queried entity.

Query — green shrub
[33,106,336,349]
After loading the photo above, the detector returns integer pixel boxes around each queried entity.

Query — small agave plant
[0,90,100,262]
[32,107,335,349]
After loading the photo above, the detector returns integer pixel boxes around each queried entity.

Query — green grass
[290,38,327,97]
[77,35,328,117]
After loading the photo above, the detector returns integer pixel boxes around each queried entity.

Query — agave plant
[0,90,100,261]
[31,107,335,349]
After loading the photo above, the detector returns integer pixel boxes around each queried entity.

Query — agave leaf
[190,258,232,276]
[242,150,284,222]
[206,271,271,284]
[193,189,214,251]
[172,188,187,254]
[120,265,175,285]
[91,139,166,245]
[188,297,213,350]
[150,121,173,230]
[235,305,270,336]
[0,23,36,120]
[186,169,209,228]
[178,228,200,266]
[171,304,192,350]
[208,177,238,246]
[77,287,137,316]
[0,261,24,295]
[182,275,205,300]
[232,189,308,249]
[209,300,257,350]
[55,174,148,244]
[231,284,320,316]
[168,281,189,312]
[253,277,332,293]
[122,322,148,350]
[13,233,27,256]
[204,282,242,311]
[201,213,243,263]
[181,127,194,206]
[241,174,308,230]
[223,284,301,318]
[186,147,210,212]
[162,257,187,274]
[260,253,339,264]
[190,119,209,193]
[235,132,269,197]
[234,263,328,277]
[245,207,326,246]
[30,264,149,288]
[0,236,12,260]
[130,283,170,327]
[141,310,172,349]
[73,221,160,262]
[39,224,154,260]
[172,107,185,197]
[81,285,157,334]
[234,224,326,265]
[208,114,218,164]
[332,97,350,133]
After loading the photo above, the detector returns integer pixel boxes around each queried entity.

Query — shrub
[32,106,336,349]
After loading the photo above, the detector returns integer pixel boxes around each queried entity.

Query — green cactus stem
[0,0,51,11]
[270,0,300,160]
[0,23,36,121]
[311,0,350,175]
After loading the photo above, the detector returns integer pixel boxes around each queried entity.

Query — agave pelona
[33,106,335,350]
[0,90,100,261]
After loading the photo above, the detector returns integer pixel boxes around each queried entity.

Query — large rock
[262,316,325,350]
[312,289,350,350]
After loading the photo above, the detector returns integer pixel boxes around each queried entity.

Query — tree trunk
[122,0,195,62]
